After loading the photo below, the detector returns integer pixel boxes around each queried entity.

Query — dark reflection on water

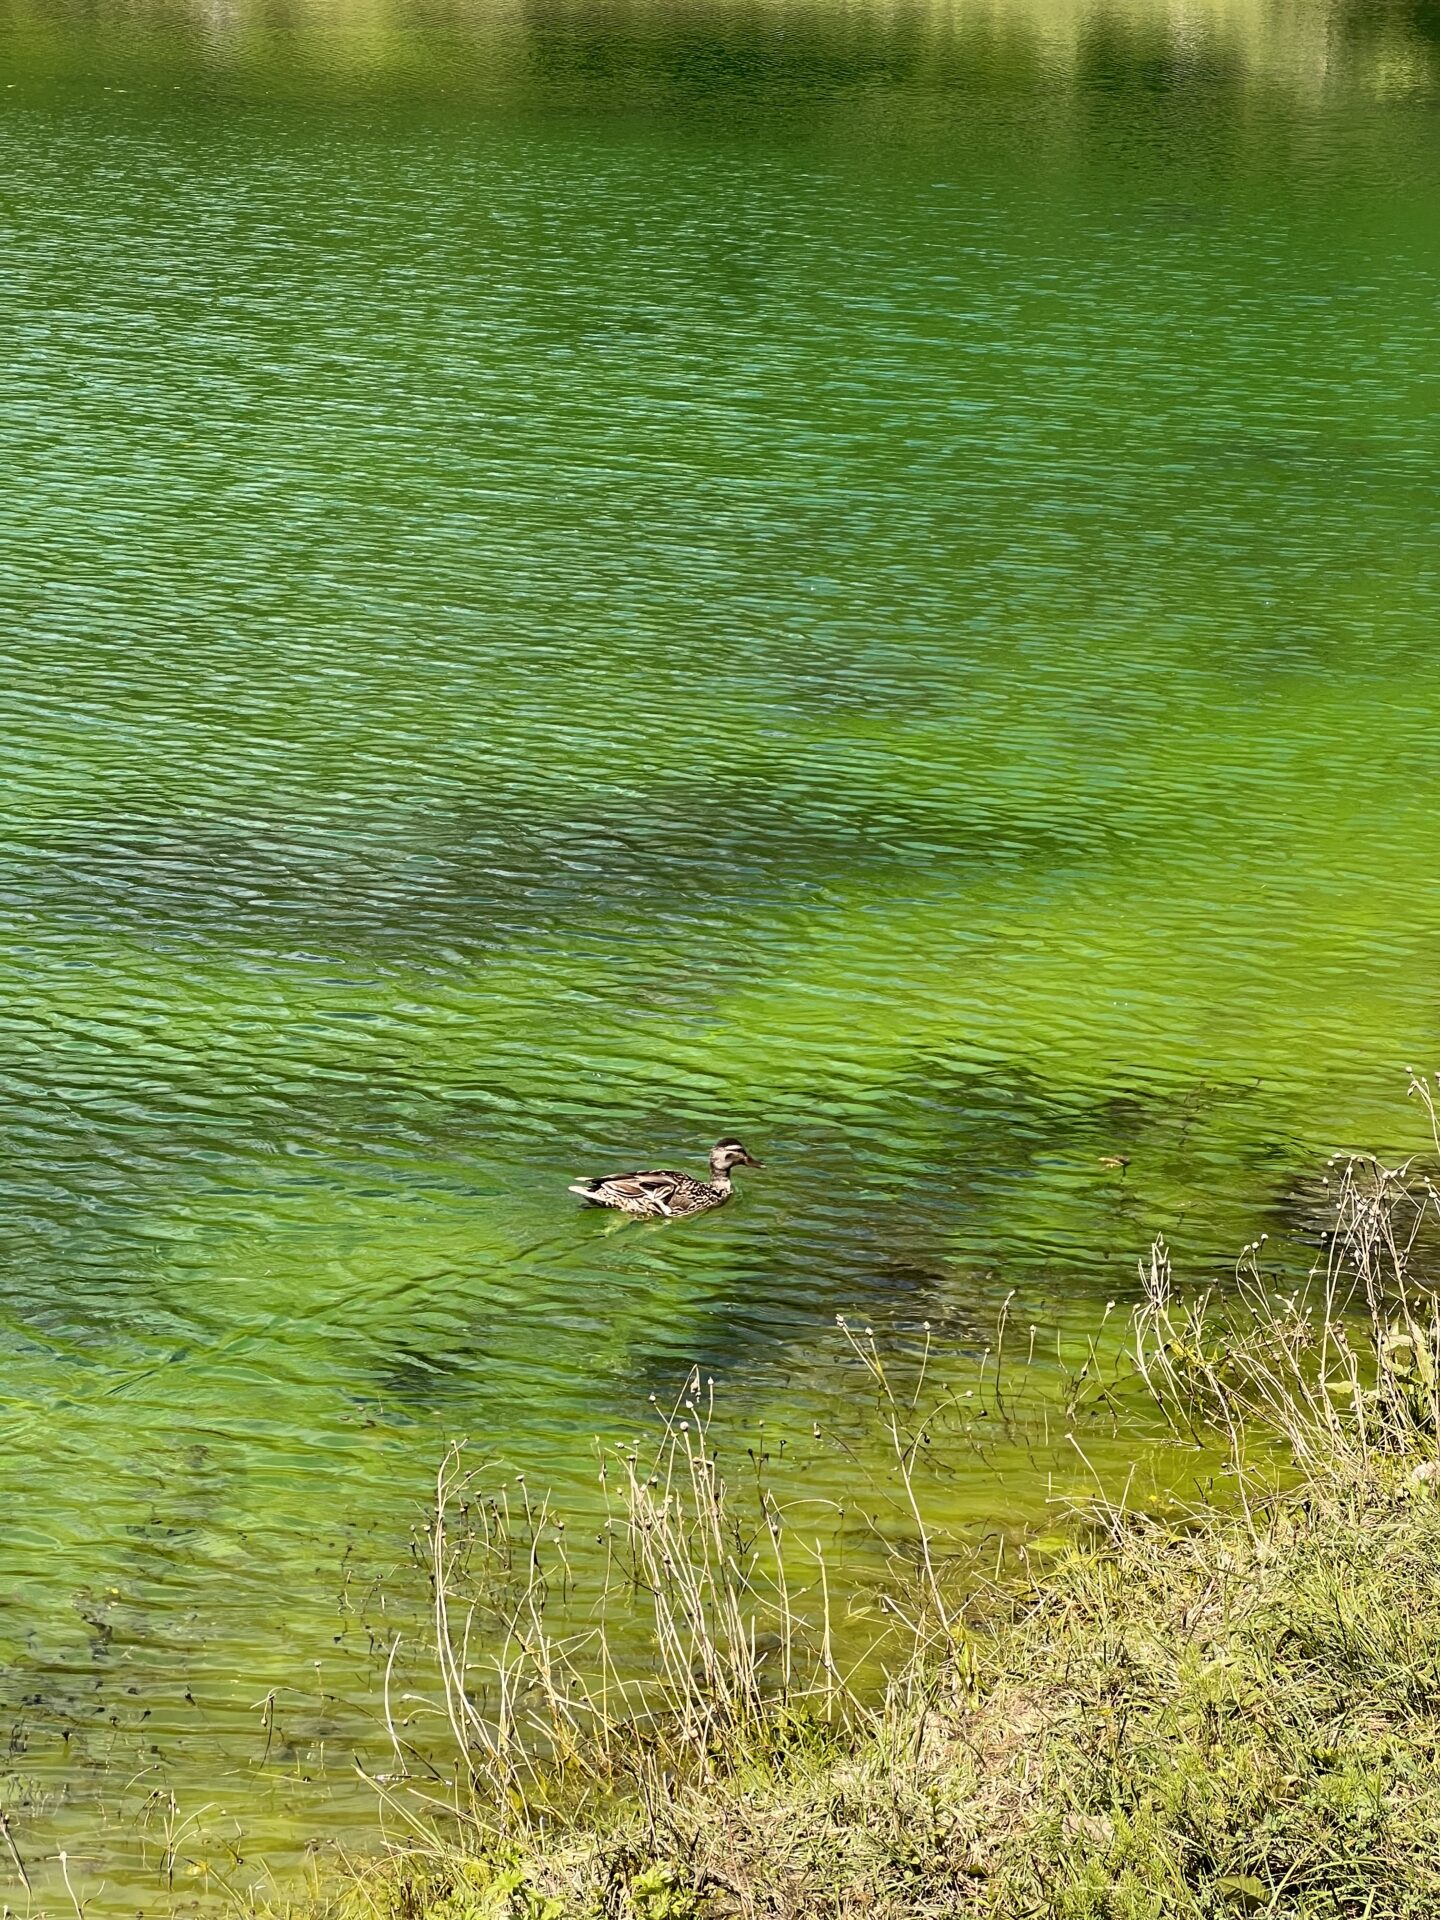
[0,0,1434,108]
[4,793,1110,967]
[2,0,1440,1906]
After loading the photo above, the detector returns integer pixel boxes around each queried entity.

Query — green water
[2,0,1440,1900]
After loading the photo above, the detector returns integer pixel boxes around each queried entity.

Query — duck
[568,1138,764,1218]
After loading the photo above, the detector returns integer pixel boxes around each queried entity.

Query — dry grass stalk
[1131,1073,1440,1485]
[396,1366,902,1855]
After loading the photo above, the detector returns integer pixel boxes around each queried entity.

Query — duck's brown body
[569,1139,763,1218]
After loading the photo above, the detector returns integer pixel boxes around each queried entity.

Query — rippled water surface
[2,0,1440,1901]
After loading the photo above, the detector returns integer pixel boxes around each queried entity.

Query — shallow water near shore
[2,0,1440,1903]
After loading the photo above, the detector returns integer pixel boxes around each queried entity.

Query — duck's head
[711,1137,764,1174]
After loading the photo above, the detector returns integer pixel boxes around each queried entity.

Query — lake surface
[2,0,1439,1902]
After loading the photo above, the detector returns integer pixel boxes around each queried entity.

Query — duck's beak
[744,1153,765,1168]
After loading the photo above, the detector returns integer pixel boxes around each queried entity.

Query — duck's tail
[568,1179,602,1199]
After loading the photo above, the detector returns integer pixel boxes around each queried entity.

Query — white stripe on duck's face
[710,1139,762,1174]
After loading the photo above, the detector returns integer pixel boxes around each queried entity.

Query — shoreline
[289,1125,1440,1919]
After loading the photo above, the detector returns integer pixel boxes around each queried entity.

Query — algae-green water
[2,0,1440,1900]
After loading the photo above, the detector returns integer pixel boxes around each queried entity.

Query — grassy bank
[299,1103,1440,1920]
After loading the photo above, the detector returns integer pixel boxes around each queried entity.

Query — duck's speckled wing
[569,1169,687,1216]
